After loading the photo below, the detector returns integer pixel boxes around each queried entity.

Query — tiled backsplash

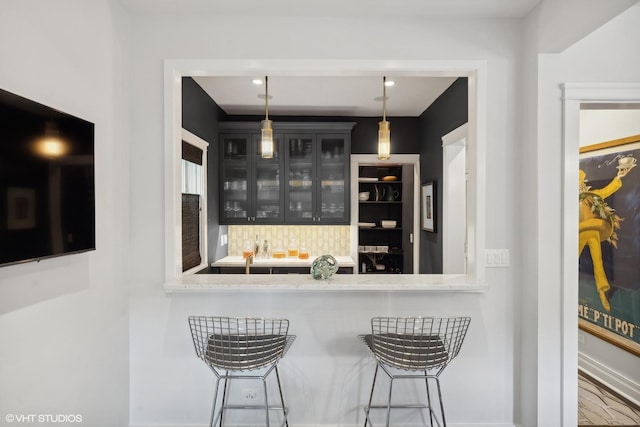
[228,225,351,257]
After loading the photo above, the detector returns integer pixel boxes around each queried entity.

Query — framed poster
[578,134,640,356]
[421,181,435,232]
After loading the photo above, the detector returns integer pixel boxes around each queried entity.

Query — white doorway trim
[350,154,421,273]
[442,123,468,274]
[561,82,640,427]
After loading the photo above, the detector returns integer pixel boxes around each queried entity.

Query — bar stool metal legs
[209,364,289,427]
[360,316,471,427]
[189,316,295,427]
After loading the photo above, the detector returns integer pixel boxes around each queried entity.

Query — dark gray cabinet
[219,122,354,225]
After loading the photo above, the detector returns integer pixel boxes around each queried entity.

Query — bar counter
[164,272,486,293]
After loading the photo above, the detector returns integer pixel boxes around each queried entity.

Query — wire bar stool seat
[359,316,471,427]
[189,316,296,427]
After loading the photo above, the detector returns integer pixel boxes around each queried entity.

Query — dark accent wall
[418,77,468,273]
[182,77,228,265]
[350,117,421,154]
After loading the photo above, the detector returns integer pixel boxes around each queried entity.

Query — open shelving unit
[357,164,410,274]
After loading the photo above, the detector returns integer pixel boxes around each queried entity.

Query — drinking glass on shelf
[288,237,298,258]
[242,240,253,258]
[272,241,286,259]
[298,243,309,260]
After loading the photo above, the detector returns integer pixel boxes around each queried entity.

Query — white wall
[580,109,640,147]
[0,1,130,426]
[129,14,521,427]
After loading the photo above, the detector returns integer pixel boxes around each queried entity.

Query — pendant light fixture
[377,76,391,160]
[261,76,274,159]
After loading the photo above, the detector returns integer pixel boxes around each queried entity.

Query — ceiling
[120,0,542,117]
[119,0,541,19]
[192,76,459,117]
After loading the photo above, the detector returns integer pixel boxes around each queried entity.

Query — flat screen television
[0,88,95,267]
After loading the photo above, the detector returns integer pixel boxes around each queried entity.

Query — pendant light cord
[382,76,386,121]
[265,76,269,120]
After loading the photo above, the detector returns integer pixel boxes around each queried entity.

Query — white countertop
[164,272,486,293]
[211,255,356,268]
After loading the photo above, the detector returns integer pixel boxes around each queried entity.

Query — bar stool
[359,316,471,427]
[188,316,296,427]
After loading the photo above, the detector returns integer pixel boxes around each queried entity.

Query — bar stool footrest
[364,405,443,427]
[212,406,289,427]
[366,404,430,409]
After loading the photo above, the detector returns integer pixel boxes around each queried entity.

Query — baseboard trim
[579,352,640,406]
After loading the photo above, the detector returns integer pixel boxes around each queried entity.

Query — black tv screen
[0,88,95,267]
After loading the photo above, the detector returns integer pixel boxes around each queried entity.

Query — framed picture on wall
[578,134,640,356]
[421,181,435,232]
[7,187,36,230]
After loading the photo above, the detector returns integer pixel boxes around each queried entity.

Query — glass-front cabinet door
[284,132,350,224]
[317,134,349,223]
[252,134,283,223]
[220,134,250,222]
[284,134,315,223]
[220,133,283,223]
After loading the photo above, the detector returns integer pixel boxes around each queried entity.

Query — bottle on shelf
[254,234,260,257]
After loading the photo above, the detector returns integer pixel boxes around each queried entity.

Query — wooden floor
[578,370,640,426]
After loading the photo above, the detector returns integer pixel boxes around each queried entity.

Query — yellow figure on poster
[579,158,636,311]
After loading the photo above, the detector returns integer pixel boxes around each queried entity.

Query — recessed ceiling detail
[192,76,458,117]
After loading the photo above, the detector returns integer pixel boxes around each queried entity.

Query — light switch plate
[486,249,510,267]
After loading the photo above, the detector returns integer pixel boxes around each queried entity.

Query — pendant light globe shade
[261,119,274,159]
[261,76,274,159]
[377,76,391,160]
[377,120,390,160]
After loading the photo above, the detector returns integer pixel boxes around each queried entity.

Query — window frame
[164,60,486,286]
[179,129,209,275]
